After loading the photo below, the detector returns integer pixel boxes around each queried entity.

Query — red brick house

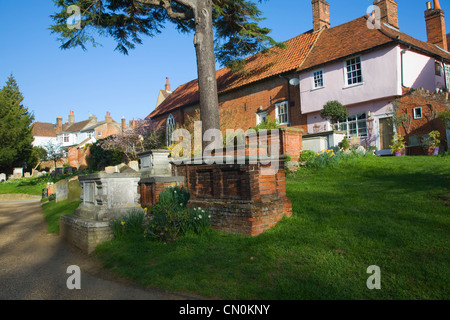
[32,111,131,169]
[147,0,450,157]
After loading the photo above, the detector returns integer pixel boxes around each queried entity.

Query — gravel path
[0,199,191,300]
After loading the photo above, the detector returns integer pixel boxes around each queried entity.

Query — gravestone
[55,179,69,203]
[13,168,23,179]
[128,161,139,172]
[67,179,82,203]
[0,173,6,182]
[24,172,31,178]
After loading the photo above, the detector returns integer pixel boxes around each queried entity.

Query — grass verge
[41,200,81,234]
[93,156,449,299]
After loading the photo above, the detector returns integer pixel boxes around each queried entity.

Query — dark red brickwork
[174,160,292,236]
[395,89,449,155]
[138,177,185,208]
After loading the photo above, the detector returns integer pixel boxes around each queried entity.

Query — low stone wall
[60,215,112,254]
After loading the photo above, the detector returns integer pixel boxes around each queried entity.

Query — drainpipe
[401,46,411,88]
[442,58,448,91]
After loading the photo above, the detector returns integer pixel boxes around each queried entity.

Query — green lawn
[41,199,81,234]
[0,177,48,195]
[95,156,449,299]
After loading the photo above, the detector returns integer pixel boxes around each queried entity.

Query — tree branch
[134,0,195,20]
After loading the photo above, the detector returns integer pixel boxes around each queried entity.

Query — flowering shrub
[145,186,211,242]
[299,150,317,163]
[306,149,338,169]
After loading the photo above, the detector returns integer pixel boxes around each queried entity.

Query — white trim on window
[344,56,363,87]
[256,112,267,125]
[275,101,289,125]
[311,69,324,90]
[413,107,423,120]
[335,112,368,138]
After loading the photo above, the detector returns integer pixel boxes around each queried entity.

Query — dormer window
[344,56,363,86]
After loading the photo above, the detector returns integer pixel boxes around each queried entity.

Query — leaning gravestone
[67,179,82,203]
[55,179,69,203]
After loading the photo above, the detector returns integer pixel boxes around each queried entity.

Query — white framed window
[336,112,368,138]
[256,112,267,125]
[98,131,102,137]
[63,134,69,143]
[275,101,289,125]
[445,64,450,90]
[166,114,176,146]
[435,61,442,76]
[344,56,363,86]
[312,69,324,89]
[413,107,423,119]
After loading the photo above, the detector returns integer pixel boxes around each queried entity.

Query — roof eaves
[300,40,397,73]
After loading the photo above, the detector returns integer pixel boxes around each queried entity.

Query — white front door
[374,114,395,155]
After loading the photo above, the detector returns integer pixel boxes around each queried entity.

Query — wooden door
[379,118,394,150]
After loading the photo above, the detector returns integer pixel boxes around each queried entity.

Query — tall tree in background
[0,75,34,173]
[50,0,279,145]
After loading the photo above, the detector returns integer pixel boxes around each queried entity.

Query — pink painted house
[299,0,450,154]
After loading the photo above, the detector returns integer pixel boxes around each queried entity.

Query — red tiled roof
[301,16,450,71]
[148,15,450,120]
[148,30,319,118]
[31,122,56,137]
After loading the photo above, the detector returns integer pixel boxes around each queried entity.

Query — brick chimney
[121,116,126,132]
[374,0,399,29]
[425,0,448,51]
[56,116,62,133]
[105,111,112,123]
[89,114,97,123]
[68,110,75,125]
[165,77,171,92]
[312,0,330,32]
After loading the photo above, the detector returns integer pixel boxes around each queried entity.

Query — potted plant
[390,133,405,156]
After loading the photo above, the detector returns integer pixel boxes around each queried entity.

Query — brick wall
[151,75,307,144]
[138,176,185,208]
[395,89,449,154]
[174,160,292,236]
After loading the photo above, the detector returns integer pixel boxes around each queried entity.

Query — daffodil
[121,221,125,226]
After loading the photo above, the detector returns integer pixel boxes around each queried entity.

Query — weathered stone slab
[0,173,6,182]
[55,179,69,203]
[77,172,144,221]
[68,179,82,203]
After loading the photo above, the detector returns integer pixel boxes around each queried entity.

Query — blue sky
[0,0,449,124]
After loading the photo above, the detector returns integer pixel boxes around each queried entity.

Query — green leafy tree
[0,75,34,173]
[50,0,280,142]
[87,138,125,170]
[28,146,48,171]
[320,101,349,128]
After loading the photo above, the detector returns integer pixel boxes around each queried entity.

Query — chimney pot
[425,0,447,51]
[165,77,171,92]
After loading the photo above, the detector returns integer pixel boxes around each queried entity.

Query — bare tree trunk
[193,0,221,148]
